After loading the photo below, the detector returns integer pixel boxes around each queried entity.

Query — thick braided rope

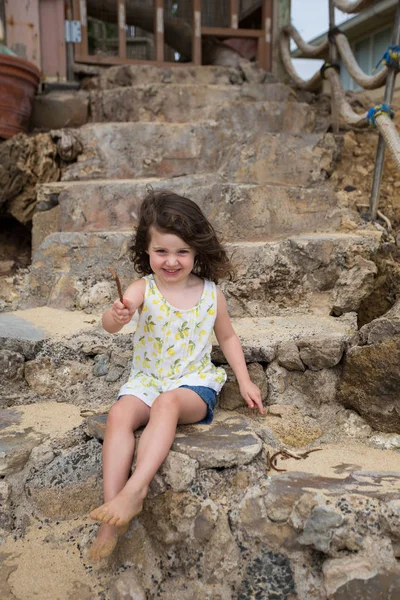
[333,0,376,13]
[335,33,388,89]
[279,27,322,90]
[375,113,400,170]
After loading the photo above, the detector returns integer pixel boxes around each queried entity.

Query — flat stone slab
[89,83,312,130]
[28,230,379,315]
[0,307,99,342]
[60,122,334,187]
[223,313,357,363]
[0,403,84,476]
[36,177,340,242]
[173,417,263,468]
[0,431,44,476]
[265,470,400,502]
[86,414,262,469]
[91,64,280,88]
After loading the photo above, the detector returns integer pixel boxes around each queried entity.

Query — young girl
[88,190,264,561]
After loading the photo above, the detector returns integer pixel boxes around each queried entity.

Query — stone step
[86,63,279,89]
[89,83,312,130]
[0,307,355,359]
[62,121,337,186]
[35,176,341,246]
[28,231,380,317]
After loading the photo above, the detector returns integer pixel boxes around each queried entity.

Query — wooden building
[1,0,291,81]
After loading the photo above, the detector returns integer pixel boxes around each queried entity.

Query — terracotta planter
[0,54,41,139]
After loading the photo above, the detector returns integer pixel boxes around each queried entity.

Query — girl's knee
[107,402,127,427]
[151,391,180,413]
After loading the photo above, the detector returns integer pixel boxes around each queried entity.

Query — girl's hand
[239,380,264,415]
[110,299,133,325]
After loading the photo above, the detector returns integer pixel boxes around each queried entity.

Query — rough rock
[277,341,305,371]
[141,493,241,587]
[369,433,400,450]
[266,361,339,415]
[160,451,199,493]
[0,481,12,530]
[0,133,59,225]
[335,409,373,439]
[0,350,25,381]
[337,336,400,433]
[332,256,377,314]
[298,337,345,370]
[358,296,400,345]
[266,404,323,448]
[173,417,263,468]
[24,356,91,396]
[31,205,61,256]
[298,505,344,552]
[219,362,268,411]
[332,569,400,600]
[109,569,146,600]
[25,439,102,518]
[0,429,43,476]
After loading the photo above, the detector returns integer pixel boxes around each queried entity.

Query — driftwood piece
[109,267,124,303]
[266,448,322,472]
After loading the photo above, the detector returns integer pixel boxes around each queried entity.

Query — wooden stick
[109,267,124,303]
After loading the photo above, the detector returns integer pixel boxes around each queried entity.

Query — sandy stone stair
[36,177,341,240]
[88,84,313,126]
[28,230,380,317]
[1,306,400,599]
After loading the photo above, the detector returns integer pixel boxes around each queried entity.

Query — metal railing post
[369,0,400,220]
[329,0,339,133]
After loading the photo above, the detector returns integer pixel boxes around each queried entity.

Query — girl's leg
[88,395,150,560]
[89,388,207,527]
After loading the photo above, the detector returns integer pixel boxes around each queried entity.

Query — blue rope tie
[366,103,395,127]
[375,45,400,70]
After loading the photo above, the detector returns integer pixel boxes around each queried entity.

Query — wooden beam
[72,0,86,60]
[118,0,126,59]
[154,0,164,62]
[258,0,273,70]
[201,27,262,38]
[192,0,201,65]
[230,0,239,28]
[74,55,194,66]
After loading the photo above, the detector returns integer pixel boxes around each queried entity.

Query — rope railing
[279,27,323,90]
[332,0,377,13]
[279,0,400,220]
[335,32,388,89]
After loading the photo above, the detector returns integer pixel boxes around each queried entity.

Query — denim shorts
[179,385,217,424]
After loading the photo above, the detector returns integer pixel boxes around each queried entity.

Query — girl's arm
[102,278,146,334]
[214,287,264,415]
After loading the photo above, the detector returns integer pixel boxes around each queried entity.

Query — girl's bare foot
[89,489,144,527]
[88,522,129,561]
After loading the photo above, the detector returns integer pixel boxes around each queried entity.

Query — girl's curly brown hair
[129,189,232,283]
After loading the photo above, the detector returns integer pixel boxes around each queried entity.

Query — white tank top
[122,275,226,397]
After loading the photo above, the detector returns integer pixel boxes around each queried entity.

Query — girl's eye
[179,250,189,254]
[156,250,166,254]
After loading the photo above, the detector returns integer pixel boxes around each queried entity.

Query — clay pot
[0,54,41,138]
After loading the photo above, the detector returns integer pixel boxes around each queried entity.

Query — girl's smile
[147,227,195,284]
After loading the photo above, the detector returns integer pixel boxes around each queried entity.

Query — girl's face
[147,227,196,283]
